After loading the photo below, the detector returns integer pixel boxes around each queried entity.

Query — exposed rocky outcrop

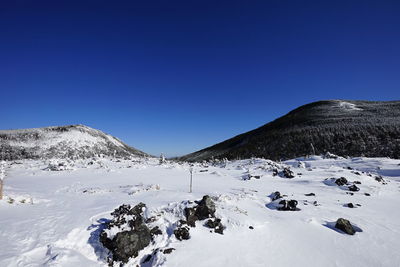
[99,203,152,263]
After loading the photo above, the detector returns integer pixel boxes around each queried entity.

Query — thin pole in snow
[189,166,193,193]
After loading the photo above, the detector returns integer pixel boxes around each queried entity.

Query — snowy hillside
[181,100,400,161]
[0,125,148,160]
[0,155,399,266]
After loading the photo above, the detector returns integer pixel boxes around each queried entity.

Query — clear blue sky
[1,1,399,157]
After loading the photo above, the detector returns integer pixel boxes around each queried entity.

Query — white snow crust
[0,156,399,266]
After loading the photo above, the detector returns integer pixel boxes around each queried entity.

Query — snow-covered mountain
[181,100,400,161]
[0,124,148,160]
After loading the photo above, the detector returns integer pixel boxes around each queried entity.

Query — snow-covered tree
[159,153,165,165]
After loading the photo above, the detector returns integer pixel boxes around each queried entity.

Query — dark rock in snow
[110,204,132,219]
[282,167,295,178]
[335,177,348,186]
[100,203,152,263]
[305,193,315,196]
[195,195,216,220]
[205,218,224,234]
[178,219,188,226]
[270,191,283,201]
[142,255,152,263]
[375,175,386,184]
[145,216,157,223]
[347,203,355,208]
[364,193,371,196]
[249,226,254,229]
[184,207,198,227]
[163,248,175,254]
[335,218,356,235]
[105,226,152,263]
[214,225,224,234]
[348,185,360,192]
[353,181,361,184]
[174,226,190,241]
[278,200,299,211]
[272,168,279,176]
[150,226,162,236]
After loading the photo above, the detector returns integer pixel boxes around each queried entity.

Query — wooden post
[189,166,193,193]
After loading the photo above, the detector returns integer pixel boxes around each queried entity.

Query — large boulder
[335,177,348,186]
[184,207,198,227]
[195,195,216,220]
[100,203,152,263]
[335,218,355,235]
[105,226,151,263]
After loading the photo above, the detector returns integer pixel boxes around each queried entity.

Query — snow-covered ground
[0,156,399,267]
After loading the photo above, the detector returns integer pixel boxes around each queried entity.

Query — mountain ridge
[180,100,400,161]
[0,124,148,160]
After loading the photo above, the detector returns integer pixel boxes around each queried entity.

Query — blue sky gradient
[1,0,399,156]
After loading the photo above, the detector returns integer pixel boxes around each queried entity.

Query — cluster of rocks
[99,203,159,264]
[323,152,340,159]
[45,160,74,171]
[99,195,225,265]
[268,193,359,235]
[175,195,225,239]
[345,203,361,208]
[333,177,360,192]
[278,200,299,211]
[303,194,319,206]
[244,173,261,180]
[374,175,387,184]
[271,167,295,178]
[269,191,299,211]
